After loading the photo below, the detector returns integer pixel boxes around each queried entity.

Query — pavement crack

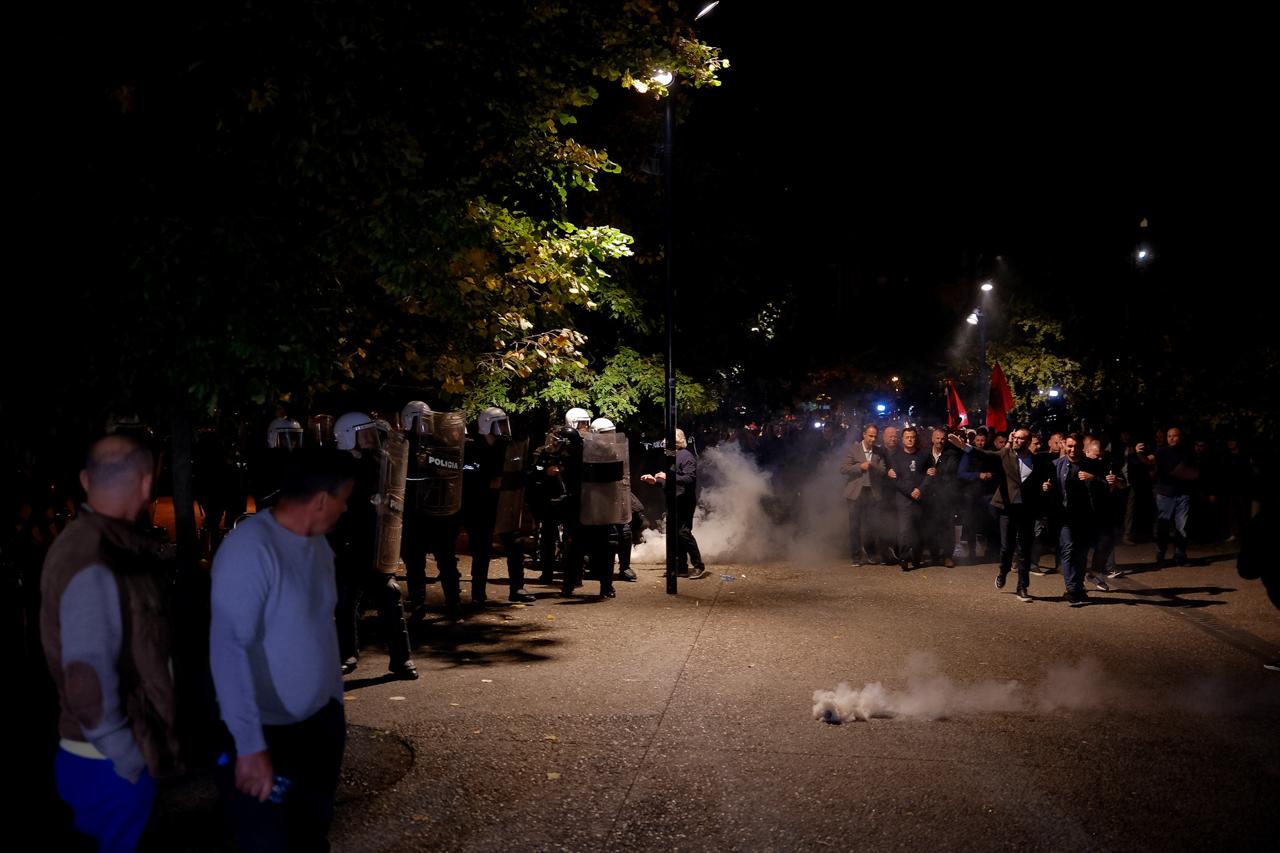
[603,582,726,850]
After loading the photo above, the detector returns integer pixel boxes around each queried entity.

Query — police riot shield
[579,431,630,526]
[494,438,529,534]
[375,430,408,574]
[408,411,466,516]
[307,414,335,449]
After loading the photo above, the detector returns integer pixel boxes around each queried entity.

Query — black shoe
[900,560,910,572]
[1066,590,1091,607]
[389,662,419,680]
[912,561,926,570]
[685,567,709,580]
[537,573,556,585]
[601,589,617,598]
[508,590,536,603]
[444,601,463,621]
[341,656,358,676]
[1264,659,1280,672]
[1015,586,1033,603]
[994,572,1008,590]
[619,568,638,582]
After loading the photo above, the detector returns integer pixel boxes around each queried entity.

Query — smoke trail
[813,652,1024,722]
[810,654,1280,723]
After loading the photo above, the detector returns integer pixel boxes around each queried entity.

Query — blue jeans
[55,748,155,852]
[1059,519,1094,595]
[1155,494,1190,562]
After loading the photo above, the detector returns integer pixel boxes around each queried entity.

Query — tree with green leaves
[14,1,727,563]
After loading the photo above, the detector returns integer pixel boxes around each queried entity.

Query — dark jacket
[887,447,930,500]
[967,445,1049,511]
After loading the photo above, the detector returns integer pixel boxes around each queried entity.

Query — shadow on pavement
[409,617,561,669]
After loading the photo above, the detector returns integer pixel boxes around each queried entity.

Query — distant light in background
[651,69,674,87]
[813,421,823,429]
[696,1,720,20]
[876,403,887,413]
[891,376,900,383]
[966,313,979,325]
[1048,388,1061,399]
[980,281,994,292]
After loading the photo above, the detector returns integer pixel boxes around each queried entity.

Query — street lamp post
[657,72,679,595]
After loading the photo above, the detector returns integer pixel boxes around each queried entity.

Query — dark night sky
[678,8,1260,301]
[643,5,1269,411]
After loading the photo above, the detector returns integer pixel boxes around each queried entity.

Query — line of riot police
[243,401,637,677]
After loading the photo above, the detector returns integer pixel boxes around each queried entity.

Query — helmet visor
[276,429,304,451]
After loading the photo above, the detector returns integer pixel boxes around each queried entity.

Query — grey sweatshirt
[210,510,343,756]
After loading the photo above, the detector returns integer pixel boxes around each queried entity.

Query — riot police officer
[330,412,417,679]
[528,426,574,584]
[400,401,468,617]
[462,408,536,604]
[591,418,639,583]
[563,410,631,598]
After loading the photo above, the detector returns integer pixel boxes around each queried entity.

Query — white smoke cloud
[809,653,1273,723]
[813,652,1024,723]
[631,441,849,564]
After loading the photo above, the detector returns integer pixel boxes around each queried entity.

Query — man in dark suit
[839,423,883,566]
[1048,434,1097,605]
[949,427,1051,601]
[886,426,931,570]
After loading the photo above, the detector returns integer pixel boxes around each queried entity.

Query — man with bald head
[41,435,180,851]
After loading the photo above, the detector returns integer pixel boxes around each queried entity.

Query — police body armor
[494,438,529,535]
[529,429,572,517]
[579,431,630,526]
[375,430,409,574]
[407,411,466,516]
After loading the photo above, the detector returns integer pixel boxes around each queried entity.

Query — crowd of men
[838,421,1255,606]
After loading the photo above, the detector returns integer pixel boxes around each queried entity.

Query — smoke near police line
[631,440,850,564]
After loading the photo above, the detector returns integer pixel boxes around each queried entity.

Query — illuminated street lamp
[967,281,995,424]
